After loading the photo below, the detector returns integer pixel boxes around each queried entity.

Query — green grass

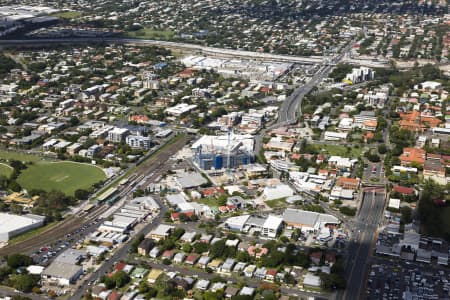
[51,11,82,19]
[317,144,363,157]
[125,28,175,40]
[195,197,223,207]
[265,197,287,208]
[0,150,43,162]
[0,163,13,177]
[17,161,106,196]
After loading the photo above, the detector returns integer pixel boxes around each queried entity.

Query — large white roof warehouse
[0,213,45,242]
[282,208,339,232]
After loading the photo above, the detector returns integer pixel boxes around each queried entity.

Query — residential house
[137,239,155,256]
[399,147,426,166]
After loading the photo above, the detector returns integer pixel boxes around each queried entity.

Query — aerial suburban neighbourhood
[0,1,449,300]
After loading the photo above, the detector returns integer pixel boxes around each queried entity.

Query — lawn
[51,11,82,19]
[0,150,43,163]
[265,198,288,209]
[317,144,363,157]
[0,163,13,177]
[125,28,175,40]
[195,197,223,208]
[17,161,106,196]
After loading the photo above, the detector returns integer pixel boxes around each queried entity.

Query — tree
[183,243,192,253]
[7,253,33,268]
[400,206,412,224]
[103,276,115,289]
[8,180,21,192]
[172,227,185,240]
[209,239,226,258]
[70,116,80,126]
[203,291,222,300]
[10,274,38,293]
[236,250,251,262]
[378,144,387,155]
[74,189,90,200]
[130,234,145,253]
[9,160,26,172]
[339,206,356,216]
[113,271,130,288]
[194,242,209,254]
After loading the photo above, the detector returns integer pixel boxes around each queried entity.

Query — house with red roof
[114,262,126,273]
[107,291,121,300]
[393,185,415,196]
[162,249,175,260]
[171,211,195,222]
[336,177,360,190]
[265,269,278,281]
[201,187,225,198]
[185,254,198,265]
[399,147,426,166]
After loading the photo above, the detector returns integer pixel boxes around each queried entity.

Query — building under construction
[191,132,255,171]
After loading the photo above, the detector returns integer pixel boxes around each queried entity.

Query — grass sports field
[17,161,106,196]
[0,163,13,177]
[0,150,43,162]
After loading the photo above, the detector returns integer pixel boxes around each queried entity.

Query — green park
[16,161,106,196]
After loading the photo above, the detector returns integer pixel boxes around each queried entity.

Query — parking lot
[31,219,101,267]
[366,261,450,299]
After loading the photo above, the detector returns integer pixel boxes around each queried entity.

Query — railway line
[0,204,108,256]
[0,134,190,256]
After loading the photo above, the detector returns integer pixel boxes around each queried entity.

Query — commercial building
[344,67,374,84]
[262,215,283,238]
[324,131,348,141]
[0,213,45,242]
[263,184,294,201]
[108,127,129,143]
[41,249,86,286]
[41,262,83,286]
[165,103,197,116]
[148,224,174,241]
[282,208,339,232]
[126,135,151,150]
[194,147,254,170]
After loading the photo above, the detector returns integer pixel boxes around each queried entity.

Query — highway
[0,37,325,64]
[276,39,358,125]
[336,189,386,300]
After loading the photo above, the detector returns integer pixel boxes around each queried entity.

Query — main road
[276,38,358,125]
[336,189,386,300]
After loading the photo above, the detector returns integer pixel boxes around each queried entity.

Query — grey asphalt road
[277,38,358,125]
[131,257,325,299]
[0,286,48,300]
[71,196,167,300]
[337,190,386,300]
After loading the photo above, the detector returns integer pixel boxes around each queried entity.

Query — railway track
[0,204,109,256]
[0,134,190,256]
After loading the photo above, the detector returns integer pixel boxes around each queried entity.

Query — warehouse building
[0,213,45,242]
